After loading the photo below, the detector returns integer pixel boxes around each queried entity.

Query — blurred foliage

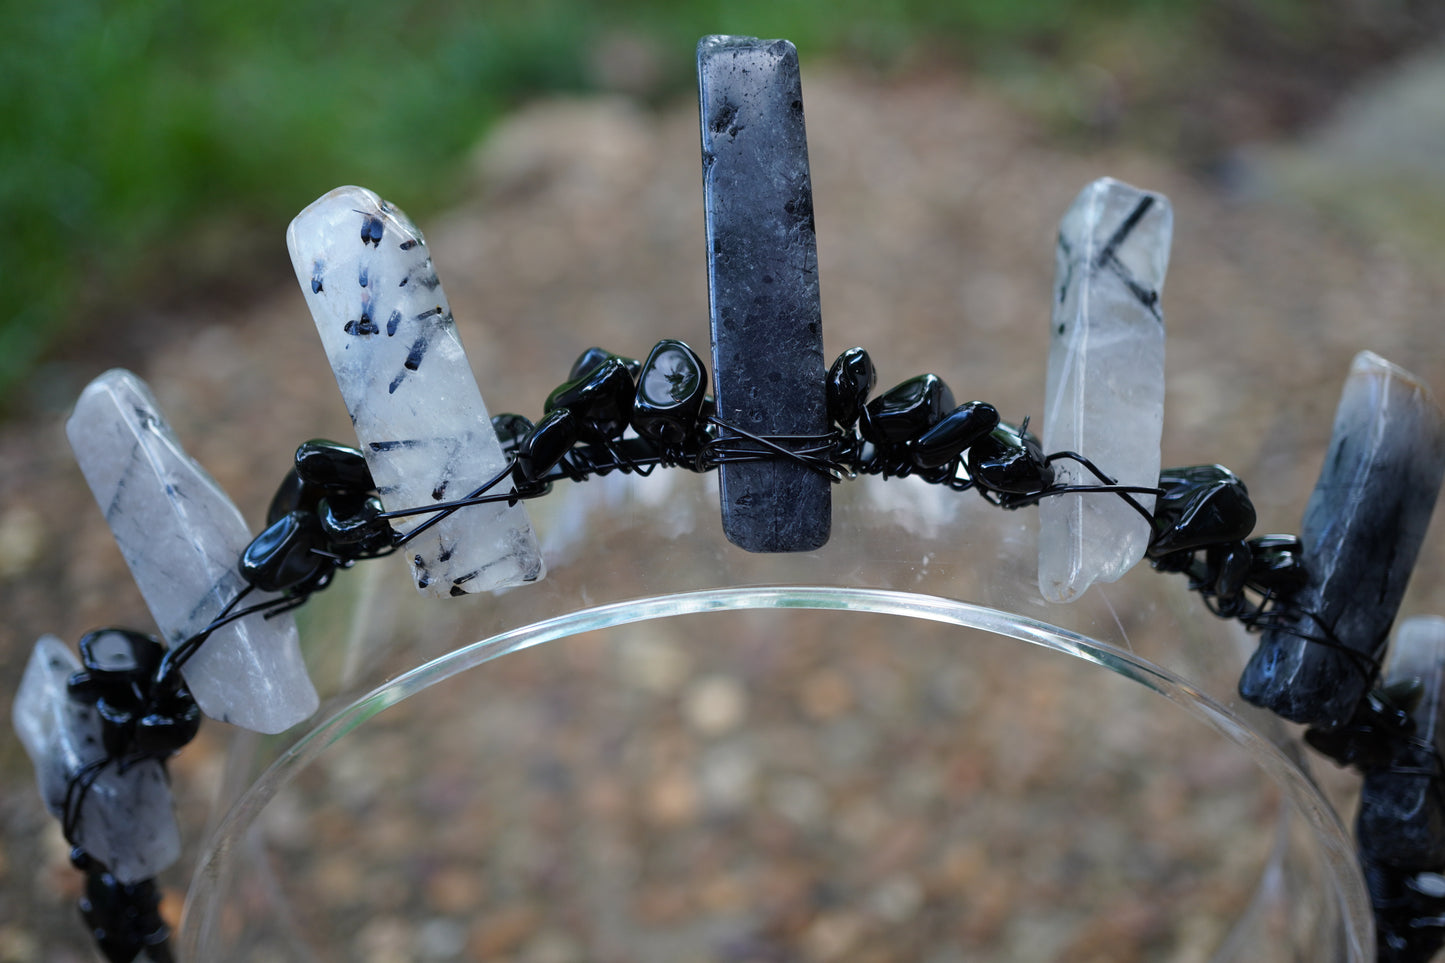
[2,0,1442,409]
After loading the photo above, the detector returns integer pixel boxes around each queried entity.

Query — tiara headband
[13,36,1445,962]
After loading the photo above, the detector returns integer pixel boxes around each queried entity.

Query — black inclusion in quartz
[698,35,830,552]
[1239,352,1445,727]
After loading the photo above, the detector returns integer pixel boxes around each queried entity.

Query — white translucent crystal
[12,636,180,883]
[66,369,317,733]
[287,186,544,597]
[1040,178,1172,602]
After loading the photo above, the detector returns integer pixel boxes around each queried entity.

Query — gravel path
[4,68,1445,961]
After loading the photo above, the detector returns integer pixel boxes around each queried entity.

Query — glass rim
[178,585,1374,959]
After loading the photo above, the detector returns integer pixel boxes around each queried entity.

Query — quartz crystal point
[1039,178,1172,602]
[1240,352,1445,726]
[1357,616,1445,870]
[698,36,831,552]
[67,370,316,733]
[288,186,544,595]
[12,636,180,883]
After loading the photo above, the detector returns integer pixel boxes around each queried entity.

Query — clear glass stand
[176,472,1372,961]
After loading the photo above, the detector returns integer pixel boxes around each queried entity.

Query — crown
[12,35,1444,962]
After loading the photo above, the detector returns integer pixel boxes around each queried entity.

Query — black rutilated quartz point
[1357,617,1445,872]
[698,35,831,553]
[1354,617,1445,962]
[1240,352,1445,727]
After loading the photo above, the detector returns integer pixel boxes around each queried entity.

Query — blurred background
[7,1,1445,960]
[6,0,1445,412]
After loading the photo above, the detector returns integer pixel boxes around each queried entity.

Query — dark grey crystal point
[1240,353,1445,727]
[1357,616,1445,870]
[698,35,831,553]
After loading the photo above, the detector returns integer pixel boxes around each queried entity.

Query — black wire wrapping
[35,344,1445,963]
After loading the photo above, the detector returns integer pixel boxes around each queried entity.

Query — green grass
[0,0,1325,405]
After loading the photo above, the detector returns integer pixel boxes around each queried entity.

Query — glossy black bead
[858,374,956,447]
[68,629,199,760]
[913,402,1000,469]
[633,339,708,447]
[826,347,876,430]
[569,346,614,381]
[1153,527,1309,625]
[544,357,635,444]
[70,629,162,758]
[294,439,375,492]
[78,868,171,963]
[1305,684,1418,771]
[568,346,640,382]
[491,413,535,452]
[318,493,393,553]
[515,408,578,484]
[75,627,164,684]
[1246,534,1309,594]
[1207,541,1254,600]
[132,693,202,759]
[266,467,322,526]
[241,510,331,593]
[966,421,1051,495]
[1148,465,1256,558]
